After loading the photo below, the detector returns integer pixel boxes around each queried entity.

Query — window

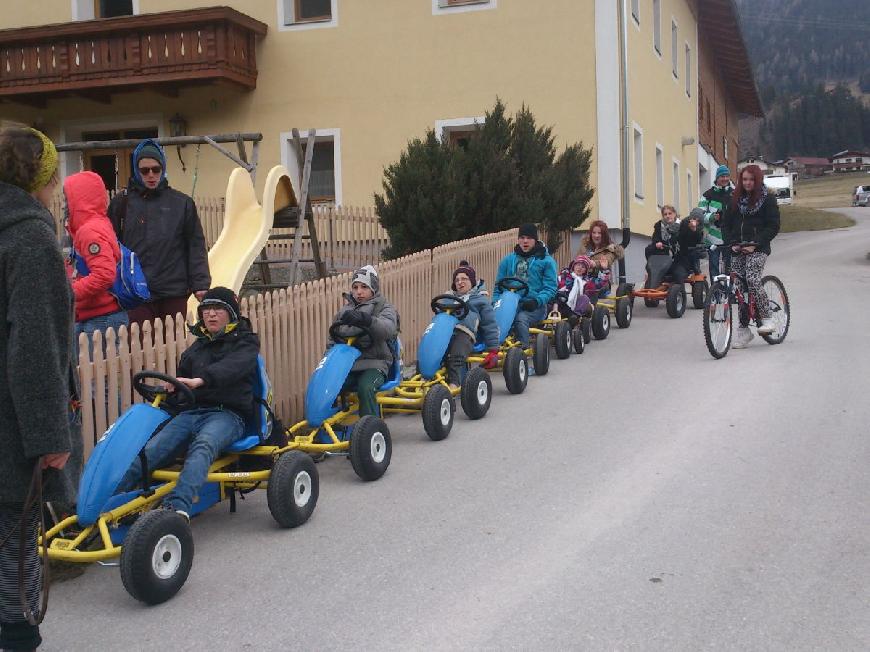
[631,0,639,24]
[655,146,664,208]
[685,44,692,96]
[723,136,729,162]
[435,117,484,144]
[80,127,158,193]
[433,0,495,14]
[281,129,342,205]
[633,125,644,200]
[672,160,680,213]
[98,0,133,17]
[280,0,337,29]
[671,20,678,78]
[653,0,661,54]
[687,170,694,208]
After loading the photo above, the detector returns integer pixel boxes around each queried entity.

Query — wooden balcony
[0,6,267,105]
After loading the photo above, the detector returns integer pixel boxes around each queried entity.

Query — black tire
[119,510,194,605]
[532,332,550,376]
[572,326,585,354]
[349,416,392,481]
[615,296,632,329]
[591,306,610,340]
[703,285,733,359]
[665,284,686,318]
[615,282,628,297]
[422,384,454,441]
[581,318,592,344]
[692,280,708,309]
[502,346,528,395]
[760,275,791,345]
[460,366,492,419]
[553,321,571,359]
[267,450,319,528]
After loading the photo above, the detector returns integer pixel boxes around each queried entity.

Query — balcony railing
[0,6,267,103]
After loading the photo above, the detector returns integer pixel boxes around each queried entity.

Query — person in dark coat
[117,287,259,519]
[108,139,211,328]
[0,127,82,652]
[670,208,705,284]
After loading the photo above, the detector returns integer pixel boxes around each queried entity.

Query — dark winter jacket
[108,140,210,300]
[721,189,781,256]
[0,181,82,505]
[493,241,558,308]
[174,317,260,419]
[449,281,499,350]
[329,292,399,376]
[649,219,680,253]
[65,172,122,322]
[676,218,705,258]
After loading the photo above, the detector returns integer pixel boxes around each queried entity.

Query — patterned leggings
[731,252,770,324]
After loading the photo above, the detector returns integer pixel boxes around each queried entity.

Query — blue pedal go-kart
[467,277,549,394]
[42,356,318,605]
[378,294,493,441]
[284,323,397,481]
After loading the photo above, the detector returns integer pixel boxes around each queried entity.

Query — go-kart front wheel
[572,326,585,354]
[422,384,454,441]
[350,416,392,481]
[532,332,550,376]
[120,510,194,605]
[581,318,592,344]
[666,284,686,318]
[592,306,610,340]
[460,366,492,420]
[615,296,632,328]
[553,321,572,359]
[502,347,528,395]
[267,450,319,528]
[692,280,709,309]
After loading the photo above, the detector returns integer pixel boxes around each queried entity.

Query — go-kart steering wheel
[496,277,529,296]
[430,294,469,319]
[132,371,196,410]
[329,321,372,344]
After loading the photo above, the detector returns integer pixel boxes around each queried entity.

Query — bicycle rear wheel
[703,284,732,359]
[760,275,790,344]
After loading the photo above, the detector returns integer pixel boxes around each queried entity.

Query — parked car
[853,185,870,206]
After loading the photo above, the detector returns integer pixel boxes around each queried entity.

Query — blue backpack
[72,244,151,310]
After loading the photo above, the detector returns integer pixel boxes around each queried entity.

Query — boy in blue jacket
[493,223,558,348]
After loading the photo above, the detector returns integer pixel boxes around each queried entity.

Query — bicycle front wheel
[760,275,790,344]
[703,284,732,359]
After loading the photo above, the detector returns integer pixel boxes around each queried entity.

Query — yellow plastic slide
[186,165,298,320]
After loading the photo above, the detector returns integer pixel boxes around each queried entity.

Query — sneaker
[160,502,190,523]
[732,326,754,349]
[757,318,775,335]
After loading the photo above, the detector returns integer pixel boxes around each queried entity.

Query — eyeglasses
[138,166,163,176]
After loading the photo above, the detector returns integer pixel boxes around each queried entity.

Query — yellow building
[0,1,759,236]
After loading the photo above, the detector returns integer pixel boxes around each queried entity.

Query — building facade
[831,151,870,173]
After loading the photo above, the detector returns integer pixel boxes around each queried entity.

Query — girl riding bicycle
[721,164,780,348]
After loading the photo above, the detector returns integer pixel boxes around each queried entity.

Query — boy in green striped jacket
[698,165,734,278]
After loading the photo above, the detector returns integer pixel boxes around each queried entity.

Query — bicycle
[702,243,791,359]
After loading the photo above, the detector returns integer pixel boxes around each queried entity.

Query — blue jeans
[119,408,245,513]
[512,304,548,347]
[707,246,731,279]
[74,310,128,361]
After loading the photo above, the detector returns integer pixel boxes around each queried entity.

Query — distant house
[737,156,784,175]
[831,151,870,173]
[785,156,832,178]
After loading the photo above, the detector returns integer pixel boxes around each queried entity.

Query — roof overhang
[698,0,764,118]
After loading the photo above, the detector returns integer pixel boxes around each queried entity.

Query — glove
[340,310,372,328]
[520,297,539,311]
[481,349,499,370]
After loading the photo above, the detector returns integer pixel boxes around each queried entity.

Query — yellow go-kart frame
[529,309,574,361]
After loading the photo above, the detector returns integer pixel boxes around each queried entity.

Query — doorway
[81,127,157,193]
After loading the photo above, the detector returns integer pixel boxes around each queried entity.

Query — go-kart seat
[378,338,403,392]
[224,354,273,453]
[646,253,674,289]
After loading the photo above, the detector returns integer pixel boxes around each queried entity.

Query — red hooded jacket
[64,172,122,321]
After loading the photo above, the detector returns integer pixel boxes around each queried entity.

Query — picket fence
[76,226,571,458]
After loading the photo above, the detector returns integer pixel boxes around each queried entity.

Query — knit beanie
[571,255,594,274]
[136,142,164,165]
[715,165,730,180]
[27,128,58,193]
[351,265,380,294]
[198,286,240,322]
[451,260,477,291]
[688,207,706,222]
[518,223,538,240]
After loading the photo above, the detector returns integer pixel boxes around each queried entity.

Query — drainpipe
[617,0,632,284]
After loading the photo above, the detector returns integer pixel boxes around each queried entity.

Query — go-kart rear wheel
[615,296,632,329]
[572,326,585,354]
[460,366,492,420]
[422,384,454,441]
[615,282,628,297]
[666,285,686,318]
[120,510,193,605]
[349,416,392,481]
[692,280,709,309]
[532,332,550,376]
[581,318,592,344]
[267,450,319,528]
[553,321,571,359]
[592,306,610,340]
[502,347,528,395]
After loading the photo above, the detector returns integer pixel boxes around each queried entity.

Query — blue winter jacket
[493,241,558,309]
[450,281,500,349]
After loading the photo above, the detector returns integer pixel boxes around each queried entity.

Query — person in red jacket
[64,171,128,359]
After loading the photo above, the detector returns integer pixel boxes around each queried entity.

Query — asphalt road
[42,208,869,651]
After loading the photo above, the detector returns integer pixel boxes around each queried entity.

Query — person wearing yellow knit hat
[0,127,81,652]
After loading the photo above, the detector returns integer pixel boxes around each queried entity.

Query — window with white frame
[282,129,341,204]
[281,0,337,28]
[685,43,692,96]
[687,170,694,208]
[631,0,639,24]
[73,0,138,19]
[672,160,681,213]
[433,0,495,14]
[633,126,644,200]
[655,146,664,208]
[653,0,661,54]
[671,20,678,78]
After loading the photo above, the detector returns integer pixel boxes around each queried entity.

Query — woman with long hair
[579,219,624,296]
[721,164,781,349]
